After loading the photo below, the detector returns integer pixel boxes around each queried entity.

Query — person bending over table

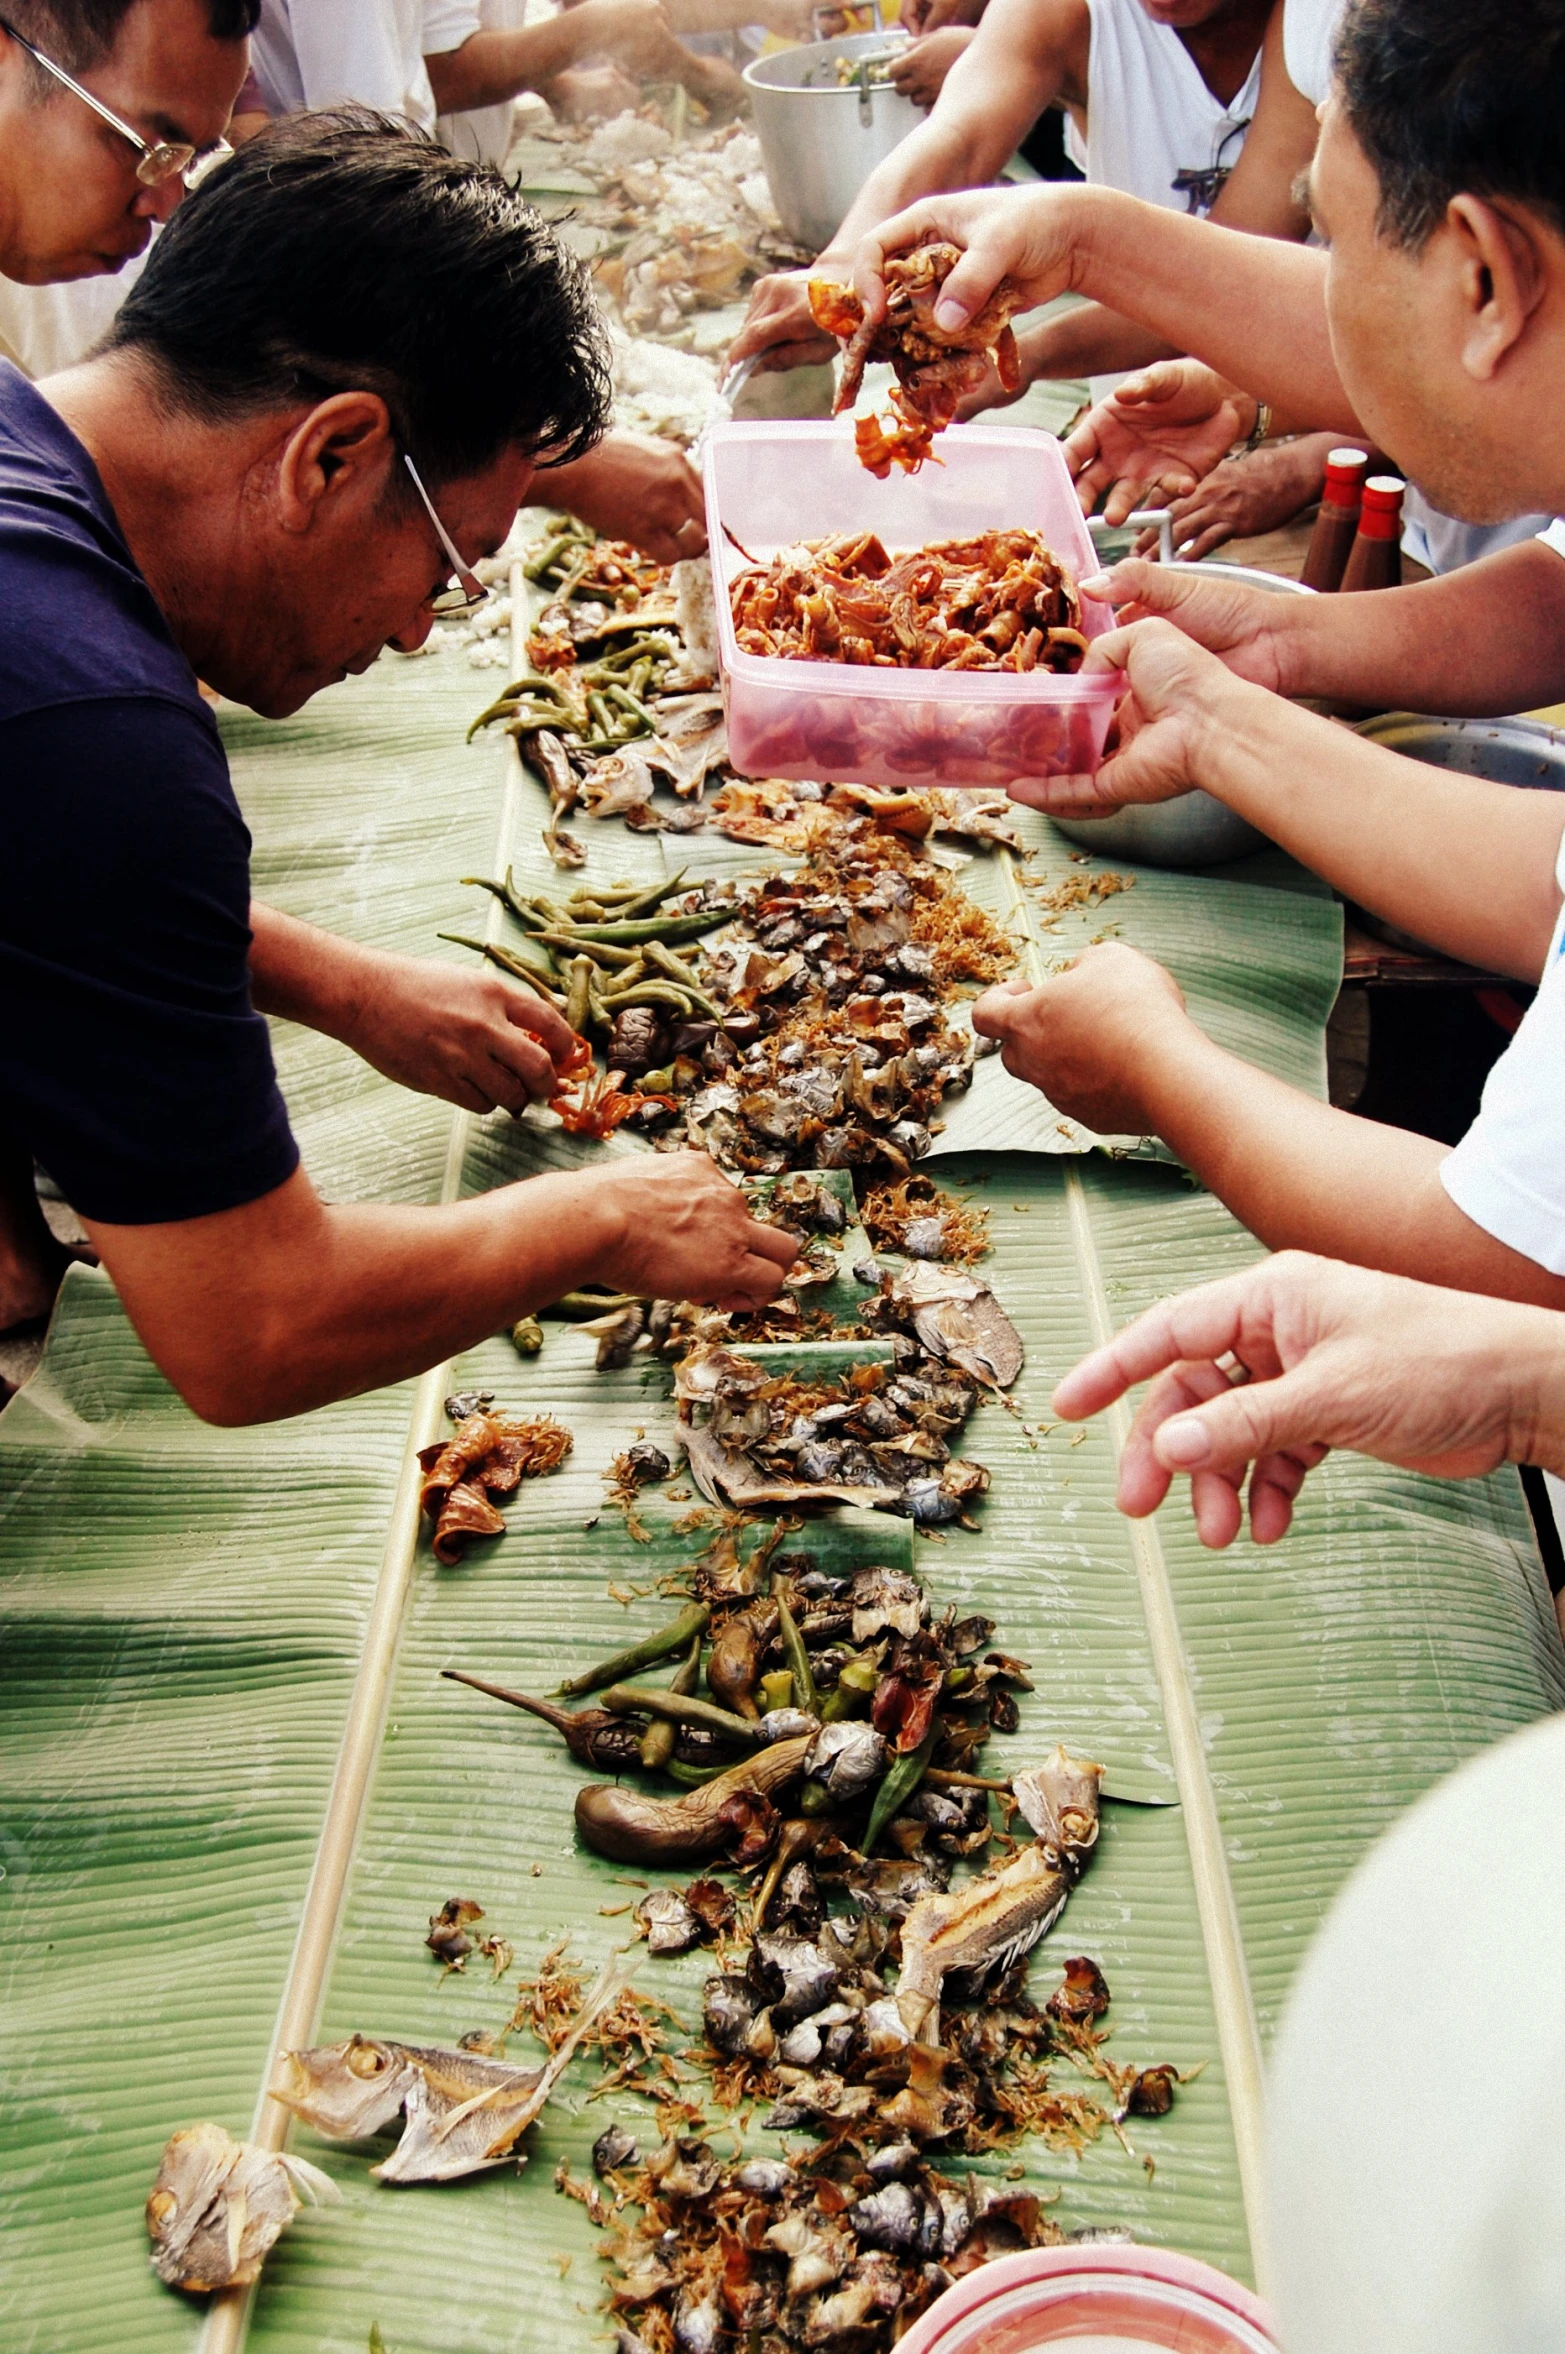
[728,0,1316,398]
[843,0,1565,1314]
[0,109,794,1415]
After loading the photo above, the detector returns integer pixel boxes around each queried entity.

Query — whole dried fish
[146,2123,337,2293]
[274,1957,629,2185]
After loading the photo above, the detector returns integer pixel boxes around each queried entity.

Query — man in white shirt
[729,0,1315,387]
[862,0,1565,1311]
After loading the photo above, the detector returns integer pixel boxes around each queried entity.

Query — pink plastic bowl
[704,419,1122,792]
[892,2245,1280,2354]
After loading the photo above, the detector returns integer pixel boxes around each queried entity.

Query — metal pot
[1050,562,1315,868]
[744,33,923,255]
[1351,711,1565,950]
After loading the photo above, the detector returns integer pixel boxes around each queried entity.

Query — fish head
[1012,1744,1104,1868]
[272,2036,413,2140]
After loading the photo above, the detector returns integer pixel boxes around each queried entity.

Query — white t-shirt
[251,0,480,135]
[1281,0,1339,107]
[1440,822,1565,1274]
[0,255,145,378]
[1062,0,1262,402]
[435,0,527,165]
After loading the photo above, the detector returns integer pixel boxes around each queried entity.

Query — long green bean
[774,1590,819,1720]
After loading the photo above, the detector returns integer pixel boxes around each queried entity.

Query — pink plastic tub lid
[892,2245,1279,2354]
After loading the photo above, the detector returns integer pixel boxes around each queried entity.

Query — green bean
[538,910,732,950]
[557,1601,711,1698]
[534,930,644,968]
[543,1288,644,1320]
[600,1683,763,1746]
[523,525,589,581]
[461,872,552,935]
[564,955,594,1036]
[639,1634,702,1771]
[437,934,562,1000]
[613,870,690,922]
[642,943,723,1018]
[774,1590,819,1720]
[598,983,694,1018]
[603,682,660,731]
[863,1721,941,1854]
[665,1759,728,1787]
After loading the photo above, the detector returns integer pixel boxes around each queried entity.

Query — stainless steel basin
[744,34,923,255]
[1352,712,1565,950]
[1050,562,1315,868]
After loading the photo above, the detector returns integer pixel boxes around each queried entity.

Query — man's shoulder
[0,366,202,728]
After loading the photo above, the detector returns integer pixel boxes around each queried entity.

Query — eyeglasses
[403,454,493,617]
[0,15,232,189]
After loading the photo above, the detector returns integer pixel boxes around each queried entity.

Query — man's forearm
[426,21,609,111]
[1278,540,1565,716]
[1067,190,1354,430]
[1188,682,1565,977]
[1138,1029,1565,1309]
[248,901,378,1042]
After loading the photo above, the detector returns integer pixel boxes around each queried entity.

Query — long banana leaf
[1,620,1557,2354]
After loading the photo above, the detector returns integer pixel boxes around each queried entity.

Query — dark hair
[103,110,612,480]
[8,0,258,74]
[1335,0,1565,249]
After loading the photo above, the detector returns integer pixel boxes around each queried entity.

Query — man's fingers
[1189,1466,1246,1549]
[746,1220,805,1269]
[1247,1445,1324,1545]
[929,239,1006,332]
[487,1038,556,1109]
[1152,1367,1337,1478]
[502,989,575,1061]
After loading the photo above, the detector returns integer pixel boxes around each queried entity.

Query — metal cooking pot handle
[1088,508,1174,565]
[810,0,885,33]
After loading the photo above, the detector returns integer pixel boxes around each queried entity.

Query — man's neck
[38,353,240,668]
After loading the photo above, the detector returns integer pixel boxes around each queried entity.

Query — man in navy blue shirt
[0,110,794,1421]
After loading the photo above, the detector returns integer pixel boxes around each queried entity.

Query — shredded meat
[809,240,1025,476]
[730,528,1086,674]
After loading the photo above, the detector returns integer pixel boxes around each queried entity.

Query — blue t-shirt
[0,364,298,1225]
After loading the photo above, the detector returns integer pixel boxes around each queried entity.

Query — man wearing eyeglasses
[0,0,251,283]
[0,110,796,1411]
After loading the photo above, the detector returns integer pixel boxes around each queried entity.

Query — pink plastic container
[704,419,1121,790]
[893,2246,1280,2354]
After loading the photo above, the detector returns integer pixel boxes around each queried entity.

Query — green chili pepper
[556,1601,711,1698]
[820,1654,879,1723]
[758,1669,793,1716]
[863,1721,941,1855]
[614,870,689,921]
[600,1683,762,1746]
[774,1590,819,1720]
[665,1759,728,1787]
[638,1634,703,1771]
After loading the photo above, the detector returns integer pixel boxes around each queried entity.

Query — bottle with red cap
[1300,446,1369,592]
[1340,474,1405,593]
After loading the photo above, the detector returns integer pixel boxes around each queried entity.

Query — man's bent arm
[1130,1026,1565,1311]
[87,1156,793,1426]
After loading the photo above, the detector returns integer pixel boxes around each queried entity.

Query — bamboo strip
[200,566,533,2354]
[1062,1162,1271,2293]
[1000,832,1270,2287]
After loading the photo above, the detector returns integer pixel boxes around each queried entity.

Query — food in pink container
[893,2244,1280,2354]
[704,420,1121,791]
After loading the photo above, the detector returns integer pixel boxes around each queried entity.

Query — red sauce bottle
[1340,474,1405,593]
[1300,446,1369,592]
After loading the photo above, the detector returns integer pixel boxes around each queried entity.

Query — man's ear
[1446,193,1551,383]
[276,392,395,536]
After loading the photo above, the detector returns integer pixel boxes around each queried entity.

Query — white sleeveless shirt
[1061,0,1262,400]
